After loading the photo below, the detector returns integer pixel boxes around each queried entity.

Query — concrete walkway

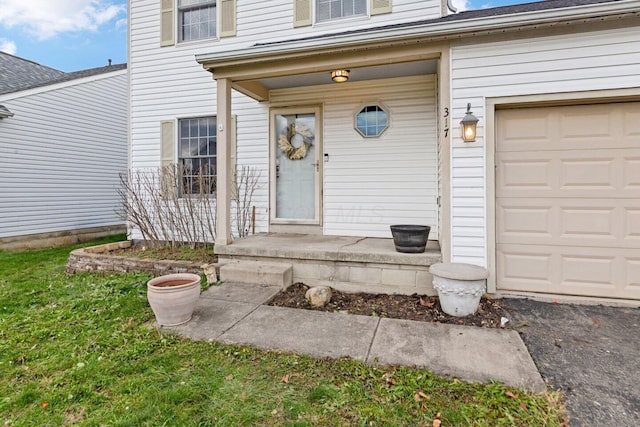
[167,282,545,393]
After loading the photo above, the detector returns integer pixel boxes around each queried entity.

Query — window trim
[177,0,218,44]
[354,102,390,138]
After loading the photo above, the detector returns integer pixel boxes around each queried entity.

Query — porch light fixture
[460,103,479,142]
[331,69,349,83]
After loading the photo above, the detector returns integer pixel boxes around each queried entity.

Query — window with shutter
[317,0,366,22]
[178,0,217,42]
[178,117,217,195]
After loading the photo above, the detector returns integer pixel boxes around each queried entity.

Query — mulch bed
[266,283,508,328]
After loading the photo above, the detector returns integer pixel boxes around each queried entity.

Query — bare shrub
[233,165,261,238]
[117,165,216,249]
[117,163,262,247]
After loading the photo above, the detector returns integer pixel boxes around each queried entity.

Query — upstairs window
[317,0,366,22]
[179,0,217,42]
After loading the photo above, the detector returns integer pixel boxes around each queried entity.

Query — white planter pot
[429,263,489,317]
[147,273,201,326]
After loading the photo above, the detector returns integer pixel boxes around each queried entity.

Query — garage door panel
[497,148,640,198]
[498,198,640,248]
[496,101,640,300]
[625,157,640,189]
[498,244,640,299]
[498,102,640,152]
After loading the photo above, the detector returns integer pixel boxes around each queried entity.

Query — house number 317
[443,107,450,138]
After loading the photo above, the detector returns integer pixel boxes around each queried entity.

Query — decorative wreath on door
[278,123,314,160]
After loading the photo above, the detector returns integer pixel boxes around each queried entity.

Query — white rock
[305,286,332,307]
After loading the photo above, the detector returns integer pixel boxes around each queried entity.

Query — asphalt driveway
[503,299,640,426]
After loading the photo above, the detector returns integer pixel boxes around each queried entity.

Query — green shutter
[160,120,176,198]
[293,0,312,27]
[220,0,237,37]
[160,0,175,46]
[370,0,392,15]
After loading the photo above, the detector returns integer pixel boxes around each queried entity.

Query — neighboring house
[0,53,128,250]
[128,0,640,302]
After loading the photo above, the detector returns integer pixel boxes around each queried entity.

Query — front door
[270,106,322,224]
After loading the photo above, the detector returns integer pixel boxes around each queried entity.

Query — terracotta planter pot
[147,273,201,326]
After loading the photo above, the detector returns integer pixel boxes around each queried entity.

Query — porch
[216,233,442,295]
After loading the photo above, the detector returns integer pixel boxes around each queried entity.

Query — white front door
[270,106,322,224]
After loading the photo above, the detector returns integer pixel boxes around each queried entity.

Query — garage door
[496,101,640,300]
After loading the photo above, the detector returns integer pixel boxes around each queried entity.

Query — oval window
[355,105,389,137]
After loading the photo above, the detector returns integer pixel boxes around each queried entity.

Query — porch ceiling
[257,60,437,90]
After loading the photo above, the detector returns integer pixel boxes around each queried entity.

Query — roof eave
[196,0,640,68]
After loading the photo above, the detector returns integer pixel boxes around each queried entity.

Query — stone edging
[66,241,218,281]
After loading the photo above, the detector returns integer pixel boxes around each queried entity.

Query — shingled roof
[0,52,126,96]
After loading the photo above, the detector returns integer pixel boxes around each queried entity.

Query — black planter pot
[390,225,431,253]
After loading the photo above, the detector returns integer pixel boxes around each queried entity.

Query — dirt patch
[111,245,216,264]
[267,283,507,328]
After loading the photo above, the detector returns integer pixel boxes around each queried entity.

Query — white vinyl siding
[0,72,128,238]
[450,26,640,267]
[136,0,441,57]
[271,75,438,239]
[129,0,442,240]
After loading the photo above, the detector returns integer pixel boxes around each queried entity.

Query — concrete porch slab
[218,305,380,360]
[216,233,441,267]
[367,318,546,393]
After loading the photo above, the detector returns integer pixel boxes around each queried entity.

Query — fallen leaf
[520,402,528,411]
[225,374,234,380]
[436,412,442,419]
[382,372,396,385]
[433,419,442,427]
[418,391,430,400]
[271,409,278,415]
[419,297,434,308]
[453,378,460,384]
[40,401,49,409]
[421,403,428,412]
[281,374,290,383]
[414,393,422,402]
[505,390,519,399]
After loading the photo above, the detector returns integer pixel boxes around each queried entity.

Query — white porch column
[216,78,232,245]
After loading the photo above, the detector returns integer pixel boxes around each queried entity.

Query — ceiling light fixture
[331,69,350,83]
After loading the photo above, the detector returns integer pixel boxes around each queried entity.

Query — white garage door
[496,101,640,300]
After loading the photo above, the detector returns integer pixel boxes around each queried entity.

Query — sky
[0,0,528,73]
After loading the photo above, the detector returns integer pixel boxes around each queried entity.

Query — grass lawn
[0,236,566,426]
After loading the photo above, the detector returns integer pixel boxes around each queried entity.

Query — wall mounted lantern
[460,103,479,142]
[331,69,350,83]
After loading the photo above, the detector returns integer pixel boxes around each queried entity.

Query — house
[0,53,128,250]
[128,0,640,302]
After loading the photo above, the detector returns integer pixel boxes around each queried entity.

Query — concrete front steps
[217,233,442,295]
[220,260,293,288]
